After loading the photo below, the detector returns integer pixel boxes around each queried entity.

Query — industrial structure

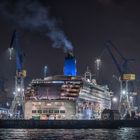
[98,41,136,118]
[4,32,137,120]
[9,31,26,118]
[24,53,111,120]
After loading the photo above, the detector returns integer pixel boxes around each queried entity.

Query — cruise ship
[24,53,111,120]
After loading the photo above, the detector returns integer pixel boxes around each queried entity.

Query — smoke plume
[0,0,73,51]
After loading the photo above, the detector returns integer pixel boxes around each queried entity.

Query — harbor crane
[9,30,26,118]
[97,40,136,118]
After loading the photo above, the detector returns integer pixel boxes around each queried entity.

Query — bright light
[130,96,133,101]
[95,58,101,70]
[44,65,48,77]
[6,102,9,107]
[17,87,21,92]
[9,113,13,117]
[112,97,117,102]
[8,47,14,60]
[13,92,16,95]
[22,88,24,92]
[44,65,48,69]
[122,90,126,95]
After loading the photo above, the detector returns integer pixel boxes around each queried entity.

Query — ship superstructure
[24,53,111,120]
[24,74,111,120]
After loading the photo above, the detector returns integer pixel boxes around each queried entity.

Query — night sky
[0,0,140,104]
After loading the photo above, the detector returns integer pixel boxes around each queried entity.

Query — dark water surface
[0,128,140,140]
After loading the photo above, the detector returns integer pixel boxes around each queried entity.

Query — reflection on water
[0,128,140,140]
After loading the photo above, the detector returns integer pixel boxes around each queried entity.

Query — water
[0,128,140,140]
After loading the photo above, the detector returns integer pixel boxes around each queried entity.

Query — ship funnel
[63,52,77,76]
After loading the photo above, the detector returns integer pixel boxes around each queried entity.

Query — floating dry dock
[0,120,140,129]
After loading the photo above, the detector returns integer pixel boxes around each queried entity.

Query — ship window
[49,110,53,113]
[43,110,48,113]
[60,110,65,113]
[38,110,42,113]
[54,110,59,113]
[32,110,36,113]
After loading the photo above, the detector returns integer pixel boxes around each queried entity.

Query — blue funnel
[64,53,77,76]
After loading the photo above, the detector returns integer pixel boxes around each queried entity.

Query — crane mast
[9,31,26,118]
[102,41,136,118]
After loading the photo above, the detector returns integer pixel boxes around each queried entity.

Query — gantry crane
[99,40,136,118]
[9,30,26,118]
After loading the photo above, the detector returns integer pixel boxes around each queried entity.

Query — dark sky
[0,0,140,97]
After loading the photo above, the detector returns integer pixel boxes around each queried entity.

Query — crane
[98,40,136,118]
[105,41,135,77]
[9,30,26,118]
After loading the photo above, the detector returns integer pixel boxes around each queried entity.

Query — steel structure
[9,31,26,118]
[101,41,135,118]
